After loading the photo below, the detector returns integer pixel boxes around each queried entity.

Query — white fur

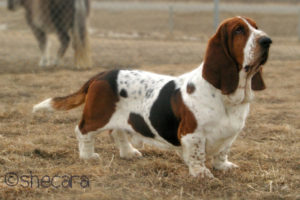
[32,98,54,113]
[241,17,267,70]
[181,134,214,178]
[111,130,142,159]
[75,125,99,159]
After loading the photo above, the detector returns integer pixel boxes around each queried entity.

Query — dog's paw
[213,161,238,171]
[189,166,214,179]
[90,153,100,159]
[120,148,142,159]
[80,153,100,160]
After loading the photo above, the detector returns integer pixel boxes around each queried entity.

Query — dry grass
[0,4,300,200]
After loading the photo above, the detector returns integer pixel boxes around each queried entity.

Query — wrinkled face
[226,17,272,75]
[202,16,271,94]
[7,0,22,11]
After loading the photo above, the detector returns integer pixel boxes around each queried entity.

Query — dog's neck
[180,64,255,105]
[222,69,254,105]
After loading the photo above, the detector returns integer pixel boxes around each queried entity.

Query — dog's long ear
[251,68,266,90]
[202,22,239,95]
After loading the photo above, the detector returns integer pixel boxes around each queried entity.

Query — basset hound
[33,16,272,178]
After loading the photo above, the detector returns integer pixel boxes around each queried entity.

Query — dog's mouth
[258,48,270,65]
[244,47,270,74]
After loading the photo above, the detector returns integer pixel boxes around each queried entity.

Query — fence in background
[0,0,300,40]
[166,1,300,40]
[0,0,299,70]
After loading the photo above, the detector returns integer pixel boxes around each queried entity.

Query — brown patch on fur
[49,70,120,134]
[186,83,196,94]
[251,68,266,90]
[52,78,93,110]
[51,70,118,111]
[79,80,119,134]
[171,90,197,140]
[202,17,250,95]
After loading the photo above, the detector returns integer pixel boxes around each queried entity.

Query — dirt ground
[0,3,299,200]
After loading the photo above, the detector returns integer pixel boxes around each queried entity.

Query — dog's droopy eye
[235,26,244,34]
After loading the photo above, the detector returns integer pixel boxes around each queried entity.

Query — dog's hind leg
[54,30,70,66]
[75,125,99,159]
[30,26,51,67]
[111,130,142,159]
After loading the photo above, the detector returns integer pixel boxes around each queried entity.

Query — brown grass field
[0,2,300,200]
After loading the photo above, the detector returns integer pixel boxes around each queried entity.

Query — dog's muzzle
[258,36,272,65]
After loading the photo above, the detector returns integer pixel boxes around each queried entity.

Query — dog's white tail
[33,98,54,113]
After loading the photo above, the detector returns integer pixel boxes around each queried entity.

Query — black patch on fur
[149,81,180,146]
[98,69,120,94]
[128,113,155,138]
[90,69,120,95]
[120,89,128,98]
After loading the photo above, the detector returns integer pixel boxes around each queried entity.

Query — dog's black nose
[259,36,272,48]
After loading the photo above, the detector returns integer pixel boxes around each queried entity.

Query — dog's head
[202,16,272,94]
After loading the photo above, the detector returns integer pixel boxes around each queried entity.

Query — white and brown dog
[33,17,272,178]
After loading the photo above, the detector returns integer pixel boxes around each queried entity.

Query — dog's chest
[184,85,250,155]
[204,102,250,155]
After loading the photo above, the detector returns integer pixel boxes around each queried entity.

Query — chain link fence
[0,0,299,72]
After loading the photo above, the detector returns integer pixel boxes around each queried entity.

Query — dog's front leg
[181,134,214,178]
[213,145,238,171]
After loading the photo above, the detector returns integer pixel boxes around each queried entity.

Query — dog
[33,16,272,178]
[7,0,92,68]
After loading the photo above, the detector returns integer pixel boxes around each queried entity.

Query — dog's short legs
[111,130,142,159]
[75,125,99,159]
[127,133,144,149]
[213,146,238,171]
[54,30,70,66]
[181,134,214,178]
[30,25,51,67]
